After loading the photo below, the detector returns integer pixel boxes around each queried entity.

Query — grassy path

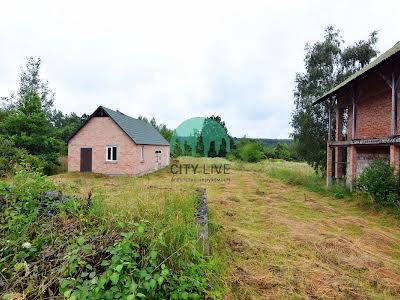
[208,169,400,299]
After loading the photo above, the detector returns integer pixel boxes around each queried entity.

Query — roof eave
[312,42,400,106]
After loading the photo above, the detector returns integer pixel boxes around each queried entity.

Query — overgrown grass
[230,159,351,199]
[0,168,222,299]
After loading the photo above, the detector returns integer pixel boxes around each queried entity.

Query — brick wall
[68,117,170,175]
[356,147,390,176]
[337,72,400,140]
[356,89,392,139]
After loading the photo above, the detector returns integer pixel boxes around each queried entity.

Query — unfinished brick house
[313,42,400,189]
[68,106,170,175]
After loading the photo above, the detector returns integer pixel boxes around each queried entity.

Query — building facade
[313,42,400,189]
[68,106,170,176]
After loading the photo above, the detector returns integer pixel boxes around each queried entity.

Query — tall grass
[231,159,351,198]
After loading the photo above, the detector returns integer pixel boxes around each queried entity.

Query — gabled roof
[68,106,170,146]
[313,41,400,105]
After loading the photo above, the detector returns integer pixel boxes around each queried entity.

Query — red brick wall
[356,146,390,175]
[337,72,398,140]
[356,89,391,139]
[68,117,170,175]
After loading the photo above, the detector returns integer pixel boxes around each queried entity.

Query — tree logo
[170,117,231,157]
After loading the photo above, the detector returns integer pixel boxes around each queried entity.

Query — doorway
[80,148,92,172]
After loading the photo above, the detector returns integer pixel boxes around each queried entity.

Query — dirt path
[208,170,400,299]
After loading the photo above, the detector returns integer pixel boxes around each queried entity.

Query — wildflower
[22,242,32,249]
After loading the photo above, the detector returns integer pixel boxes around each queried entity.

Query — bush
[239,142,265,163]
[357,158,399,206]
[0,137,27,177]
[59,227,209,300]
[0,136,54,177]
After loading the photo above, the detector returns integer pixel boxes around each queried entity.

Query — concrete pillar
[326,144,333,187]
[390,144,400,174]
[346,146,358,191]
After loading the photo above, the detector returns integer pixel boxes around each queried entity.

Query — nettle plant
[59,224,207,300]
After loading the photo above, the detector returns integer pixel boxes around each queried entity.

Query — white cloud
[0,0,399,138]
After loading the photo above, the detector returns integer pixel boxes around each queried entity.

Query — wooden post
[326,144,333,187]
[351,87,357,140]
[326,97,334,187]
[379,71,399,136]
[328,103,332,141]
[392,74,398,136]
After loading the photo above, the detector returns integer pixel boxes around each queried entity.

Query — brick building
[313,42,400,189]
[68,106,170,175]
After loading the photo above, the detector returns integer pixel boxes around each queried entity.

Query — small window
[106,146,117,161]
[140,146,144,161]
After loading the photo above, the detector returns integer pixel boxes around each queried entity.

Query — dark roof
[68,106,170,146]
[313,41,400,105]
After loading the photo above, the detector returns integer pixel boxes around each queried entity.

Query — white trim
[106,145,118,162]
[140,145,144,162]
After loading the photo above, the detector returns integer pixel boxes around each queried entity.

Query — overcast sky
[0,1,399,138]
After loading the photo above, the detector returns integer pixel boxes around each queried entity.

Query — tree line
[0,58,88,175]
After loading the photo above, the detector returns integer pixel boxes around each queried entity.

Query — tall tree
[0,90,62,173]
[138,115,173,141]
[291,26,378,172]
[2,57,55,115]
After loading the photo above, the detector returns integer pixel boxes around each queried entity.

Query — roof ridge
[101,106,170,146]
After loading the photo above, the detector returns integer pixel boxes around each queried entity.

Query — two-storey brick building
[313,42,400,189]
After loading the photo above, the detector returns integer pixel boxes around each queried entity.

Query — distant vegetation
[228,138,298,163]
[234,137,292,147]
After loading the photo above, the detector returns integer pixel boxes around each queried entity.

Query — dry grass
[52,157,400,299]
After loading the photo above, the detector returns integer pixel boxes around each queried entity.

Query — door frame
[80,147,93,172]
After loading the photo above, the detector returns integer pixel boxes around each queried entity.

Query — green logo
[170,117,231,157]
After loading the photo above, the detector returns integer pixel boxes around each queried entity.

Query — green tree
[0,137,28,176]
[291,26,378,172]
[274,143,290,160]
[238,140,265,162]
[0,90,62,174]
[138,115,173,142]
[2,57,55,115]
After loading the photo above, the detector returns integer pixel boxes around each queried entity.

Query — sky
[0,0,399,138]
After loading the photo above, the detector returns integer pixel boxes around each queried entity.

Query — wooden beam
[392,73,398,136]
[327,97,336,141]
[379,71,392,88]
[327,98,332,141]
[351,86,357,140]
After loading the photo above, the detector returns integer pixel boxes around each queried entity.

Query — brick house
[68,106,170,175]
[313,41,400,189]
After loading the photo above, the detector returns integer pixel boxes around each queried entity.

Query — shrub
[238,142,265,163]
[0,137,27,177]
[59,226,210,300]
[357,158,399,206]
